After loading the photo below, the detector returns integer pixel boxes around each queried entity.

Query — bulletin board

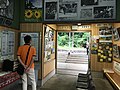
[44,26,55,61]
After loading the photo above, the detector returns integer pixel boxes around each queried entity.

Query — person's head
[24,35,32,44]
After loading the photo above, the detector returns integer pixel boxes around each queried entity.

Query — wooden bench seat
[105,72,120,90]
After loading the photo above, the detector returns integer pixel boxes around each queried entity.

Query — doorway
[57,31,90,75]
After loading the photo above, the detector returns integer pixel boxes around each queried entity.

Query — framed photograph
[81,0,98,6]
[113,28,119,41]
[44,0,57,20]
[80,9,92,19]
[94,6,114,19]
[24,0,42,22]
[113,44,120,59]
[58,0,78,20]
[91,43,98,54]
[0,0,14,19]
[25,0,42,9]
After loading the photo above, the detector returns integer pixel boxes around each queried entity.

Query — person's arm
[25,56,35,72]
[17,56,27,68]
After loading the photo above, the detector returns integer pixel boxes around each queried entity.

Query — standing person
[86,42,89,55]
[17,35,36,90]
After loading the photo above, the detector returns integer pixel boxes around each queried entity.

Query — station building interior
[0,0,120,90]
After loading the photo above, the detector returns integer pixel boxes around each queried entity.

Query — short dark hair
[24,35,32,43]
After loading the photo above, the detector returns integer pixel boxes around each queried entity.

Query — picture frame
[0,0,14,20]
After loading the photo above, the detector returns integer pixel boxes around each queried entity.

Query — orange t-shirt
[17,45,36,69]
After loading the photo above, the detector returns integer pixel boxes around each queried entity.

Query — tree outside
[57,32,90,50]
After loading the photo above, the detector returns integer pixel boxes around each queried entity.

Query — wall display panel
[91,43,98,54]
[58,0,79,20]
[113,28,120,41]
[44,26,55,61]
[98,42,112,62]
[44,0,116,21]
[113,61,120,74]
[0,30,15,60]
[24,0,42,22]
[0,0,14,26]
[20,32,41,62]
[99,27,112,42]
[113,44,120,59]
[0,0,14,19]
[44,0,58,20]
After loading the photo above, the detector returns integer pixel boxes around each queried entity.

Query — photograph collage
[44,0,116,21]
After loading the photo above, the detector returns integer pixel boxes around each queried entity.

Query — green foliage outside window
[58,32,90,48]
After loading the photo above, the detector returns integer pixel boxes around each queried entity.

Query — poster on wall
[44,0,57,20]
[7,31,15,55]
[1,31,8,56]
[0,0,14,19]
[113,44,120,59]
[1,30,15,60]
[44,26,55,61]
[20,32,40,62]
[0,0,14,26]
[113,28,120,41]
[44,0,116,21]
[58,0,78,20]
[113,61,120,75]
[25,0,42,22]
[98,42,112,62]
[80,0,116,20]
[91,43,98,54]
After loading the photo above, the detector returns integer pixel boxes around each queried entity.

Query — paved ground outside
[57,48,89,75]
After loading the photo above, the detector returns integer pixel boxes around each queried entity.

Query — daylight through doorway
[57,32,90,75]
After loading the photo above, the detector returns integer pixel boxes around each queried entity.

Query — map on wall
[44,0,116,21]
[25,0,42,22]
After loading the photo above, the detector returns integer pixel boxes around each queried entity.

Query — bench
[105,72,120,90]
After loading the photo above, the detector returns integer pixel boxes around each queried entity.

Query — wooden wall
[43,25,56,78]
[57,24,113,71]
[113,23,120,75]
[44,60,55,77]
[90,24,113,71]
